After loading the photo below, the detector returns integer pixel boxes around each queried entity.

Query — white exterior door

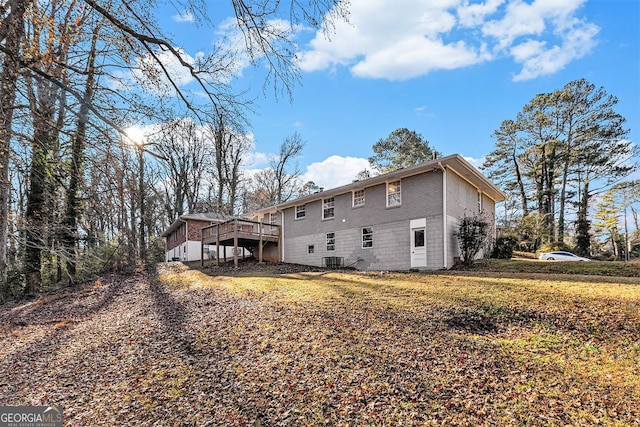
[410,218,427,268]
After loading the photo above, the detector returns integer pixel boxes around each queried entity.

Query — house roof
[247,154,506,215]
[161,212,234,238]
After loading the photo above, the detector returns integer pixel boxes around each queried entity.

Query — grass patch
[468,257,640,277]
[3,262,636,425]
[154,262,640,424]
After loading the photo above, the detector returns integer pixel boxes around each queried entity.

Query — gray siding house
[246,154,506,271]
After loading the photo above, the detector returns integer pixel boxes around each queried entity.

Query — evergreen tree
[369,128,438,173]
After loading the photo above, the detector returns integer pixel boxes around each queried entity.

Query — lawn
[1,261,638,425]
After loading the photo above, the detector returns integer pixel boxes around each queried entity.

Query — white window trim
[386,180,401,207]
[295,205,306,219]
[352,189,365,208]
[322,197,335,220]
[362,227,373,249]
[326,232,335,251]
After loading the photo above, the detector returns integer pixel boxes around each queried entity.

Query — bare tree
[244,133,305,210]
[0,0,348,294]
[209,112,253,215]
[153,119,213,221]
[272,132,305,204]
[0,0,32,297]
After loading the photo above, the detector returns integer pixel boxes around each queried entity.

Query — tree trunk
[138,148,146,262]
[575,179,591,256]
[511,152,528,217]
[61,28,99,279]
[558,135,572,243]
[24,81,58,294]
[0,0,31,298]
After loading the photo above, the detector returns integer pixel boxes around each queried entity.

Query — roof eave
[245,154,506,214]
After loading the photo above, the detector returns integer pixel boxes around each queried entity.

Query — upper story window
[477,192,482,212]
[353,189,365,208]
[387,180,401,207]
[295,205,306,219]
[326,232,335,251]
[270,213,277,225]
[323,197,335,219]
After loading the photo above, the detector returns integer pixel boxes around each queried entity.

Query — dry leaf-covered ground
[0,262,638,426]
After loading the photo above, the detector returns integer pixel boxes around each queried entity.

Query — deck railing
[201,218,280,243]
[201,218,281,266]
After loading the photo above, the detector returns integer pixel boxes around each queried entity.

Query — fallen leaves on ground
[0,262,638,426]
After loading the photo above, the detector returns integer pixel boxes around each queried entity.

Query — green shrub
[455,213,489,267]
[491,236,518,259]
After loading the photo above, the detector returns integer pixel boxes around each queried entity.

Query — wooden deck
[201,218,281,267]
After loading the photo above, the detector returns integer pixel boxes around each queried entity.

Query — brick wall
[187,220,214,241]
[166,223,187,251]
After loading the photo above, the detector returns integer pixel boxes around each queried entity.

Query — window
[308,245,315,254]
[295,205,306,219]
[387,180,401,207]
[362,227,373,248]
[323,197,335,219]
[270,213,277,225]
[353,189,365,207]
[414,229,425,247]
[326,232,335,251]
[477,192,482,212]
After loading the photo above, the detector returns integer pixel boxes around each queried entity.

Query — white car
[538,251,591,262]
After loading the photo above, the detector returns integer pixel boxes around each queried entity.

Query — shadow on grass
[181,261,640,340]
[148,264,202,362]
[0,274,136,400]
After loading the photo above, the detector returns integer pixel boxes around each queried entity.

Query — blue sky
[152,0,639,190]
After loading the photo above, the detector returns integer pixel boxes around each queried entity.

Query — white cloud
[301,155,371,189]
[243,151,270,168]
[482,0,585,48]
[351,37,482,80]
[296,0,598,81]
[463,155,486,170]
[172,10,195,23]
[511,18,598,81]
[458,0,504,28]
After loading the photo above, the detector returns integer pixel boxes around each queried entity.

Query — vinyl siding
[283,171,445,270]
[445,168,497,264]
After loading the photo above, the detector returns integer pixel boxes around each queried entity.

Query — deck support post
[233,219,239,268]
[201,219,281,266]
[216,224,220,267]
[258,222,263,263]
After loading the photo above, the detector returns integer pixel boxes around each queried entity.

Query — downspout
[280,209,285,262]
[439,162,448,269]
[184,219,188,261]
